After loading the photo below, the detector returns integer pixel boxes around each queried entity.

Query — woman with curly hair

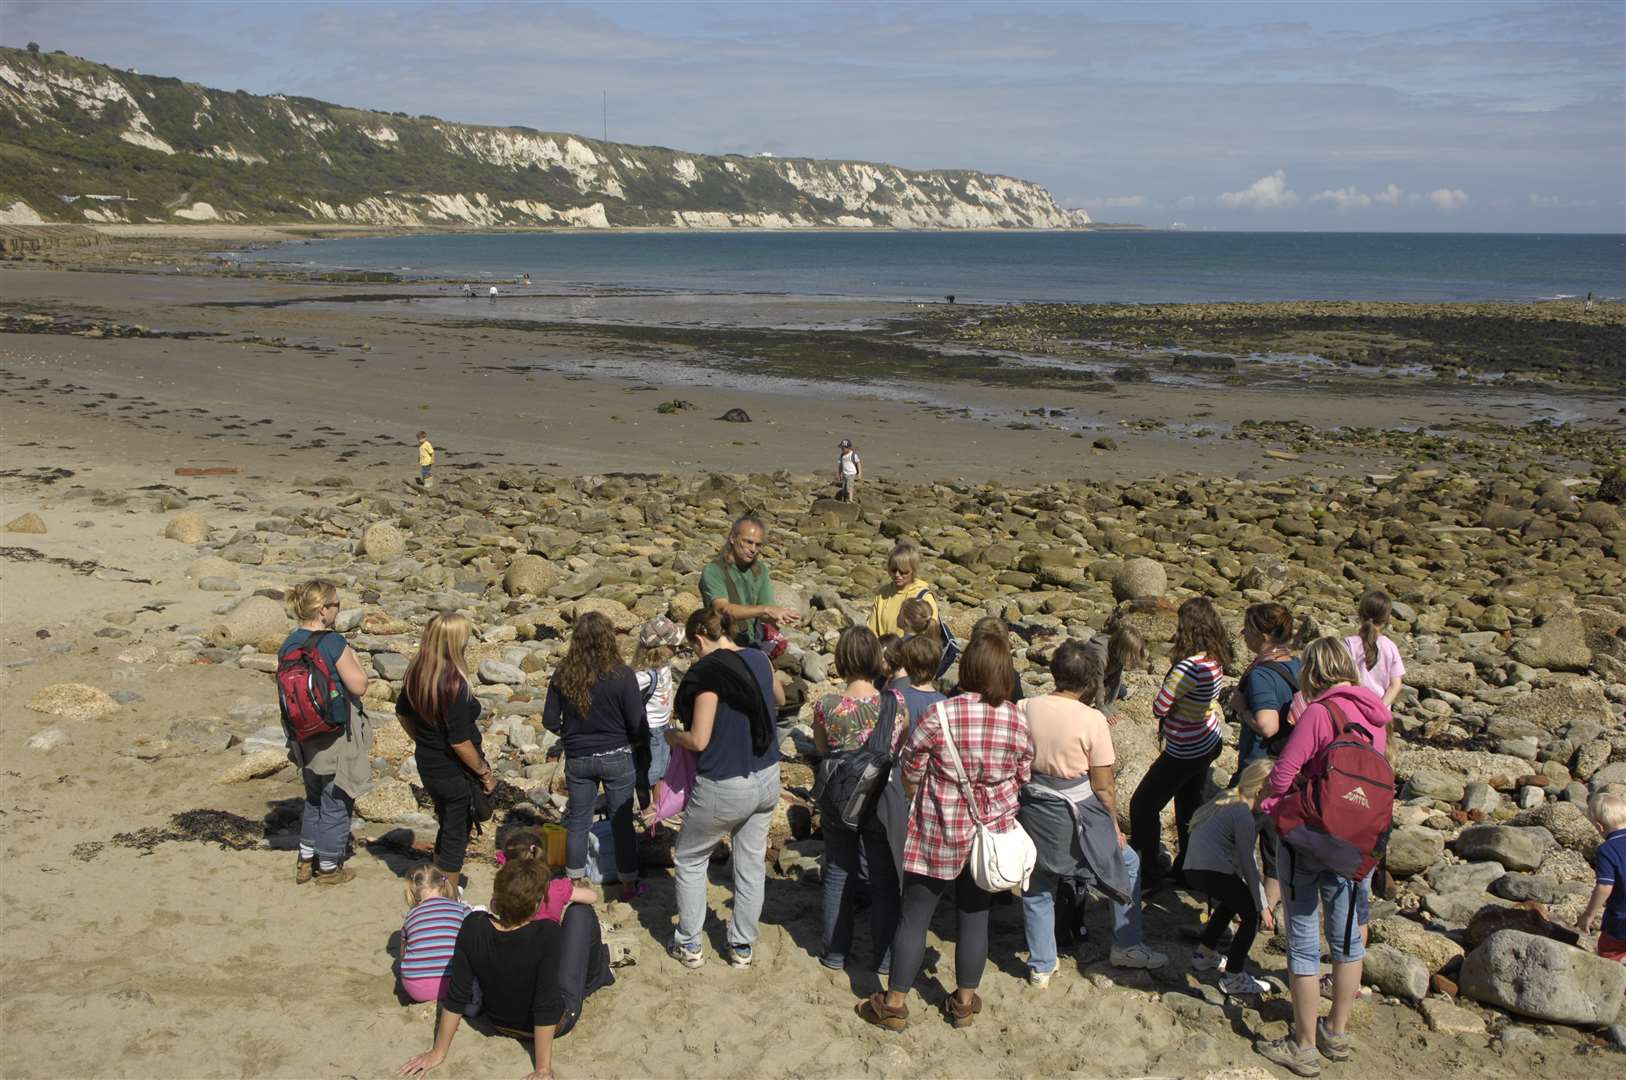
[1130,596,1233,893]
[543,611,651,902]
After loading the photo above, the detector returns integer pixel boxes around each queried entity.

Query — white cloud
[1311,182,1407,210]
[1174,195,1199,210]
[1419,187,1470,211]
[1217,170,1297,209]
[1081,194,1148,209]
[1528,192,1563,208]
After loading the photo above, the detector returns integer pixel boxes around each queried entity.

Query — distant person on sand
[837,438,862,503]
[461,284,473,299]
[417,431,434,485]
[699,512,801,648]
[396,613,496,887]
[489,285,499,303]
[279,579,371,885]
[1586,291,1594,312]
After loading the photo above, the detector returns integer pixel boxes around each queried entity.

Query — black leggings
[1129,745,1219,886]
[886,869,993,995]
[1185,869,1260,975]
[425,775,474,875]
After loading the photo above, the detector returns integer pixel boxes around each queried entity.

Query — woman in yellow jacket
[868,541,939,637]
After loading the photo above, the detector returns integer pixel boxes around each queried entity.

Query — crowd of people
[272,510,1626,1080]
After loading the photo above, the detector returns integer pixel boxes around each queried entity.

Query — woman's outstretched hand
[398,1048,445,1077]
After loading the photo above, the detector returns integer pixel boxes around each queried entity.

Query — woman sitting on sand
[397,613,496,888]
[280,579,371,885]
[858,633,1033,1031]
[398,857,614,1080]
[542,611,651,903]
[664,608,784,970]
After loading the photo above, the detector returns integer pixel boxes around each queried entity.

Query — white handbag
[935,705,1036,893]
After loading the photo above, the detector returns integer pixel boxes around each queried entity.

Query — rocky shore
[7,443,1626,1075]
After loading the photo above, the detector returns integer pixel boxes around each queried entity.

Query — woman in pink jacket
[1256,638,1391,1077]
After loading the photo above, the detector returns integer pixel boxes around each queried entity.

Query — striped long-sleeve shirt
[400,896,472,981]
[1151,653,1224,759]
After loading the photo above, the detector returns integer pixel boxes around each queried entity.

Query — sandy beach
[2,248,1624,1080]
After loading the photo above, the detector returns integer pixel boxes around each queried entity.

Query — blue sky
[4,0,1622,231]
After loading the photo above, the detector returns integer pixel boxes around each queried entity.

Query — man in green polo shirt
[699,512,802,645]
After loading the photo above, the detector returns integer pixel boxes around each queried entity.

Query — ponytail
[1356,590,1390,670]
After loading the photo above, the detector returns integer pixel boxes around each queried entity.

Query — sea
[244,230,1626,305]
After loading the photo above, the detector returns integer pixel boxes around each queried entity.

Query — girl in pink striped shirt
[1130,597,1232,893]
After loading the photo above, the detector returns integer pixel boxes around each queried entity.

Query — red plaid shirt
[900,692,1034,880]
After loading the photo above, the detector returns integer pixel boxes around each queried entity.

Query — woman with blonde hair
[279,579,371,885]
[868,540,938,637]
[543,611,651,902]
[398,613,494,885]
[1256,637,1392,1076]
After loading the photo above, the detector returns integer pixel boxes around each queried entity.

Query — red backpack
[276,631,346,742]
[1271,699,1394,884]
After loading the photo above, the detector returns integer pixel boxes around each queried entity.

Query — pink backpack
[649,746,697,828]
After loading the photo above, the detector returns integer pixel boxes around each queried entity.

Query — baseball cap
[639,615,684,649]
[839,439,852,448]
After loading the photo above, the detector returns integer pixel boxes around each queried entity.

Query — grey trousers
[672,764,781,950]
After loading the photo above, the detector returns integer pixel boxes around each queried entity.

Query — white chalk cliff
[0,48,1089,230]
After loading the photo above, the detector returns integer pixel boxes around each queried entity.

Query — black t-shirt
[396,680,483,782]
[443,913,562,1030]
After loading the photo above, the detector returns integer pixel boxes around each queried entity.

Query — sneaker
[1110,942,1168,970]
[1256,1036,1321,1077]
[294,857,315,885]
[727,944,753,969]
[313,865,355,886]
[1316,1019,1353,1062]
[1219,971,1271,998]
[1190,946,1225,972]
[667,940,704,969]
[1028,967,1054,988]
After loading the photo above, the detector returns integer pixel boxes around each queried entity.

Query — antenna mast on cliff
[602,91,607,142]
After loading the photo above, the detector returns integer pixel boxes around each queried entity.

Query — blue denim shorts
[1282,844,1371,977]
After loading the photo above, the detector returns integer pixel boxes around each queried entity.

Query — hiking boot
[1190,946,1225,972]
[727,944,753,969]
[314,865,355,886]
[1256,1036,1321,1077]
[1110,942,1168,970]
[1316,1019,1353,1061]
[294,857,315,885]
[1219,971,1271,998]
[667,940,704,969]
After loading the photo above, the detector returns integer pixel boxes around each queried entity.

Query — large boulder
[1514,800,1602,860]
[210,594,290,647]
[1111,558,1167,603]
[1385,826,1446,878]
[354,780,420,823]
[1460,930,1626,1026]
[1401,769,1466,803]
[1406,662,1479,695]
[1497,680,1612,730]
[27,683,119,722]
[217,751,289,783]
[1361,943,1429,1002]
[503,554,560,597]
[1452,824,1555,872]
[163,511,211,544]
[570,596,640,633]
[361,522,407,564]
[1510,615,1593,672]
[1369,915,1463,975]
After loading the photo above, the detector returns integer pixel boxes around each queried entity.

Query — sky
[4,0,1623,232]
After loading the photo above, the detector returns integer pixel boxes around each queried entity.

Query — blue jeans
[300,770,353,864]
[564,748,639,881]
[820,820,898,971]
[647,727,672,787]
[1282,842,1372,977]
[1022,845,1146,973]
